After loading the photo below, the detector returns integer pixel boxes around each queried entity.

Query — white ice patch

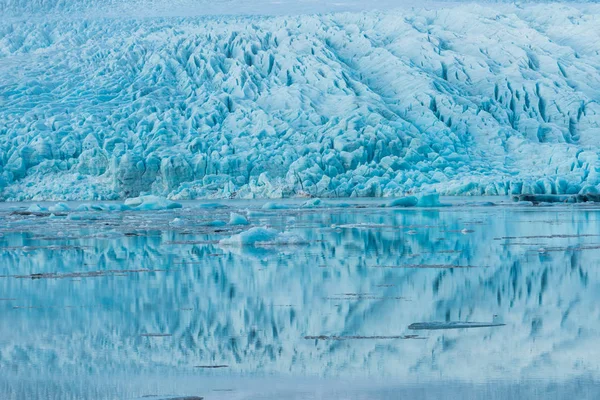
[219,227,304,247]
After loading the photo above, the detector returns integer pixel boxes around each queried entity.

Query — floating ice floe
[387,193,448,208]
[261,202,292,210]
[76,203,130,212]
[27,204,47,212]
[124,195,182,211]
[229,212,249,225]
[219,227,304,247]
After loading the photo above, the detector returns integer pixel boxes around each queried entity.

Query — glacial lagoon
[1,198,600,399]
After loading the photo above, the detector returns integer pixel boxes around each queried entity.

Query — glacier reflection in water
[1,199,600,399]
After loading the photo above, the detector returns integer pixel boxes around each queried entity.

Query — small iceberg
[220,227,279,246]
[124,195,182,211]
[302,198,322,208]
[27,204,47,212]
[76,203,130,212]
[387,196,419,207]
[229,212,249,225]
[387,193,448,208]
[261,202,291,210]
[169,218,185,226]
[219,227,305,247]
[48,203,71,213]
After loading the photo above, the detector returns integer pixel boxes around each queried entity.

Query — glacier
[1,2,600,200]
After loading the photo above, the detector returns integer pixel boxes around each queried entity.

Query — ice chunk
[219,227,279,246]
[261,202,291,210]
[229,212,249,225]
[48,203,70,213]
[219,227,306,247]
[302,198,322,208]
[387,196,419,208]
[416,193,444,207]
[202,220,227,227]
[27,204,47,212]
[124,195,182,210]
[387,193,446,207]
[76,203,131,212]
[169,218,185,226]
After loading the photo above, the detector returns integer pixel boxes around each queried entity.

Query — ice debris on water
[513,194,600,204]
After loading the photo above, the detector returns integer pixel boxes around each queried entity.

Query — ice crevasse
[1,3,600,200]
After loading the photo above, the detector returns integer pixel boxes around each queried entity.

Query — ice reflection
[1,201,600,398]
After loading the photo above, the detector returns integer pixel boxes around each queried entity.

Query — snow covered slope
[1,3,600,200]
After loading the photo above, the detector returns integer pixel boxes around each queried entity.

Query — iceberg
[228,212,249,225]
[219,227,280,246]
[48,203,71,213]
[219,226,304,247]
[124,195,182,210]
[387,196,419,208]
[386,193,447,207]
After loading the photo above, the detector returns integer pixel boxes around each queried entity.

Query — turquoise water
[1,199,600,399]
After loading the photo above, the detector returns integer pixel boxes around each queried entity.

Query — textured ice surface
[1,2,600,200]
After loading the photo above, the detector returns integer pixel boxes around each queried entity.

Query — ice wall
[1,3,600,200]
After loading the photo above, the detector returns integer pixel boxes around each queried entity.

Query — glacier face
[1,3,600,200]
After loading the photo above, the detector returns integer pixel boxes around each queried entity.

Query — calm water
[1,198,600,399]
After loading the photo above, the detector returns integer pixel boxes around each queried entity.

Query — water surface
[1,198,599,399]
